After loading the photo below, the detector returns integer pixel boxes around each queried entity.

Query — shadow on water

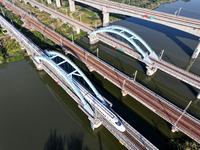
[44,129,66,150]
[44,129,90,150]
[67,132,89,150]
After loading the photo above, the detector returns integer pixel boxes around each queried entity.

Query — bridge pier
[47,0,51,4]
[75,27,80,34]
[36,64,43,70]
[88,34,99,44]
[88,66,94,72]
[171,125,179,132]
[121,90,127,96]
[56,0,61,7]
[90,118,102,130]
[197,92,200,99]
[102,7,109,26]
[69,0,75,12]
[146,65,157,76]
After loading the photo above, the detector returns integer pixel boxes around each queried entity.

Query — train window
[115,121,121,126]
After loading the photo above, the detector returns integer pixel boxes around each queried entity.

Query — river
[0,59,126,150]
[0,0,200,150]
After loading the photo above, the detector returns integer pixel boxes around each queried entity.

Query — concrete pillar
[121,90,127,96]
[197,92,200,99]
[36,64,43,70]
[56,0,61,8]
[90,119,102,130]
[102,6,109,26]
[171,125,179,132]
[88,66,94,72]
[88,34,99,44]
[146,65,157,76]
[76,27,80,34]
[69,0,75,12]
[47,0,51,4]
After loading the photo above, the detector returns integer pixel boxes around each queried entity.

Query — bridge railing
[5,1,200,143]
[71,0,200,29]
[156,60,200,88]
[0,15,42,56]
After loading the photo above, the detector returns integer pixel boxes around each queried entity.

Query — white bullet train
[72,78,126,132]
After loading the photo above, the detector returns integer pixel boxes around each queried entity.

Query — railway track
[2,0,200,143]
[83,0,200,27]
[16,0,200,89]
[123,131,146,150]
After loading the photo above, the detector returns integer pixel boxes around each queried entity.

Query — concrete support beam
[197,92,200,99]
[56,0,61,8]
[69,0,75,12]
[146,65,157,76]
[171,125,179,132]
[102,7,109,26]
[76,27,80,34]
[89,118,102,130]
[88,34,99,44]
[88,66,94,72]
[36,64,43,70]
[47,0,51,4]
[122,90,127,96]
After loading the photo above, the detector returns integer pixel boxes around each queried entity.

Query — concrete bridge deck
[0,11,158,150]
[1,0,200,144]
[69,0,200,36]
[16,0,200,92]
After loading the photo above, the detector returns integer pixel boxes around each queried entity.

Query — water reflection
[67,132,89,150]
[44,129,66,150]
[44,129,90,150]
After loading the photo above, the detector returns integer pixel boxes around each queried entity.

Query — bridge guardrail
[155,60,200,89]
[4,1,200,143]
[74,0,200,28]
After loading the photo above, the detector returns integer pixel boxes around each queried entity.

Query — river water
[1,0,200,150]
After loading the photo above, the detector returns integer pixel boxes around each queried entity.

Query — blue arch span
[35,51,107,117]
[91,25,159,64]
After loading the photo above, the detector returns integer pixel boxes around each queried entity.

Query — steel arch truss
[91,25,159,64]
[35,51,106,117]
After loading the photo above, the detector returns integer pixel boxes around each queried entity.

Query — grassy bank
[0,33,25,64]
[34,0,126,28]
[0,5,26,64]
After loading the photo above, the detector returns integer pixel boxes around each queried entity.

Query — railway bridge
[0,13,158,150]
[17,0,200,98]
[47,0,200,36]
[2,0,200,144]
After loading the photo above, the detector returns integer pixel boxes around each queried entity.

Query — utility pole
[133,70,137,81]
[79,13,81,22]
[0,7,5,17]
[71,34,74,43]
[159,49,164,60]
[66,8,68,16]
[95,20,97,29]
[177,7,182,16]
[172,101,192,132]
[60,38,62,46]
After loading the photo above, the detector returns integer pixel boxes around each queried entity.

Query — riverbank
[0,33,26,64]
